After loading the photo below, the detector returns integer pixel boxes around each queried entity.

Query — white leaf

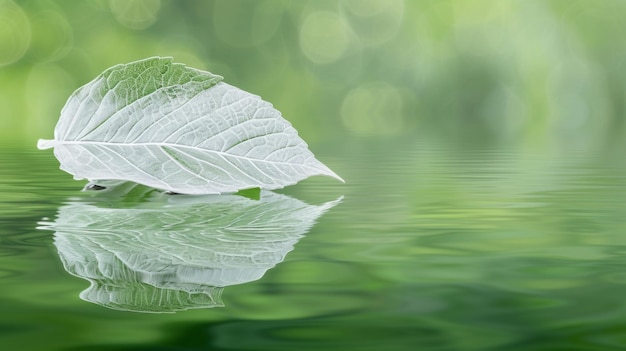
[38,189,341,312]
[38,57,343,194]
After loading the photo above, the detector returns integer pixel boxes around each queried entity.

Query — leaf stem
[37,139,57,150]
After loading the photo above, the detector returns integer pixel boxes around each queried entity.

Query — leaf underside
[38,57,343,194]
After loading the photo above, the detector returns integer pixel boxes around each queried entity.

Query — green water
[2,140,626,350]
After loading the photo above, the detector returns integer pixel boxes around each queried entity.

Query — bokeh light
[213,1,285,48]
[341,82,404,136]
[0,0,31,66]
[299,11,351,65]
[341,0,405,46]
[109,0,161,30]
[1,0,626,152]
[28,10,73,62]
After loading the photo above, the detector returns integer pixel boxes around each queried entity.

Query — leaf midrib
[53,140,319,168]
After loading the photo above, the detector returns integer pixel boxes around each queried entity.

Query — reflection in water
[39,188,340,313]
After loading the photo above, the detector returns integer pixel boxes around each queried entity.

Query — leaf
[37,57,343,194]
[38,189,342,312]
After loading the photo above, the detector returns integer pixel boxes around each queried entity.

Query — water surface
[2,140,626,350]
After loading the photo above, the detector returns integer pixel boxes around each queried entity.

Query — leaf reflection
[39,188,341,313]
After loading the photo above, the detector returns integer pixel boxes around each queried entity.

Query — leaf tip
[331,173,346,183]
[318,165,345,183]
[37,139,55,150]
[307,159,345,183]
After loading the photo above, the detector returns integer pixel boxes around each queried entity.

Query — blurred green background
[3,0,626,151]
[6,2,626,349]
